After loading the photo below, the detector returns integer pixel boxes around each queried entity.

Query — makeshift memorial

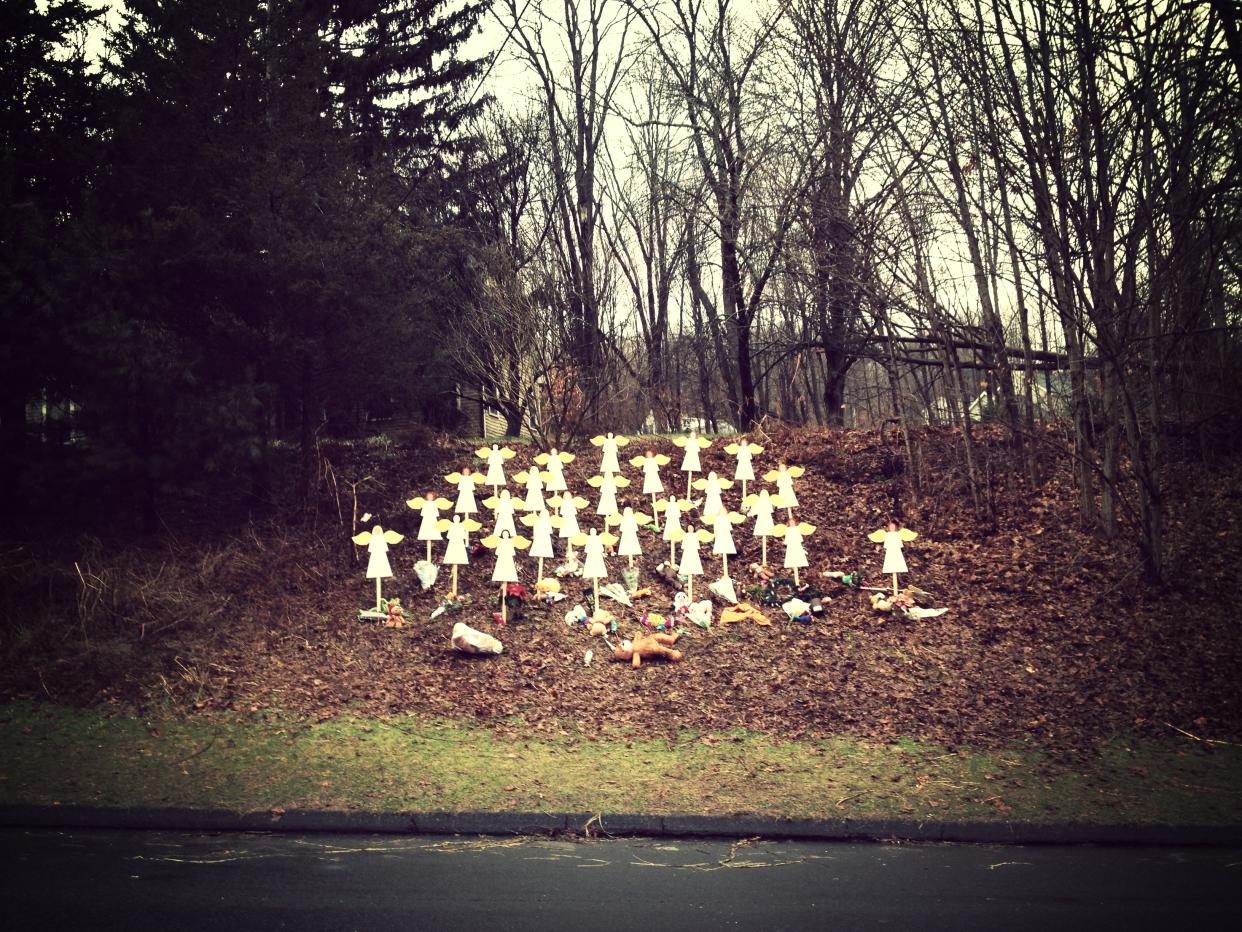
[590,432,630,474]
[481,530,530,624]
[613,631,683,668]
[535,448,574,493]
[451,621,503,656]
[744,489,785,567]
[573,528,619,614]
[630,450,672,525]
[707,575,738,604]
[692,471,733,522]
[782,598,813,623]
[351,525,403,612]
[446,467,485,520]
[868,522,919,595]
[673,429,712,497]
[588,472,630,518]
[763,464,805,520]
[535,577,564,603]
[513,467,550,513]
[407,492,452,562]
[439,515,482,597]
[476,443,516,496]
[770,518,816,586]
[724,440,764,502]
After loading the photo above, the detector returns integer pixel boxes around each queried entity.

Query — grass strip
[2,703,1240,825]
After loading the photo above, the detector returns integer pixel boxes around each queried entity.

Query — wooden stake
[786,506,794,522]
[375,577,382,612]
[721,553,729,578]
[500,583,507,624]
[794,566,800,587]
[741,478,748,502]
[451,564,458,597]
[593,577,600,615]
[628,554,635,571]
[892,572,899,596]
[761,536,768,567]
[538,556,545,582]
[652,494,660,529]
[670,540,676,565]
[687,575,694,600]
[686,473,692,499]
[425,540,432,563]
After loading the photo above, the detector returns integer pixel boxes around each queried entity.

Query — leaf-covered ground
[4,425,1241,752]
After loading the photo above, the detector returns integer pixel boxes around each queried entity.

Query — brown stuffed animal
[613,631,683,668]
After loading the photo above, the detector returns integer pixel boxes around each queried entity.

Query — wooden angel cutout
[446,467,485,517]
[668,527,715,600]
[656,495,695,565]
[571,528,619,613]
[673,429,712,497]
[481,530,530,623]
[606,506,652,572]
[868,522,919,595]
[534,448,574,493]
[590,431,630,475]
[770,518,816,586]
[513,467,550,513]
[519,508,562,582]
[438,515,482,597]
[548,488,589,559]
[351,525,403,611]
[705,509,745,579]
[483,488,519,539]
[630,449,671,526]
[407,492,452,562]
[588,472,630,518]
[744,489,787,567]
[476,443,517,494]
[725,439,764,501]
[763,464,806,520]
[692,470,734,523]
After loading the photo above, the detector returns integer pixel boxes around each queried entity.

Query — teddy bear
[612,631,684,668]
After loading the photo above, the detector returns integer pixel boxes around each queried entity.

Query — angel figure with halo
[705,508,745,580]
[445,466,486,527]
[549,487,589,561]
[483,488,519,539]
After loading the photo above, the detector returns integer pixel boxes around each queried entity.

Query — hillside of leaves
[2,425,1240,750]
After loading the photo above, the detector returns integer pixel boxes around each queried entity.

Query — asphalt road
[1,829,1237,931]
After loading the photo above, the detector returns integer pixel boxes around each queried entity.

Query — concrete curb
[2,805,1240,846]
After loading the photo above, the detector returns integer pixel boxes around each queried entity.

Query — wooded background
[3,0,1240,584]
